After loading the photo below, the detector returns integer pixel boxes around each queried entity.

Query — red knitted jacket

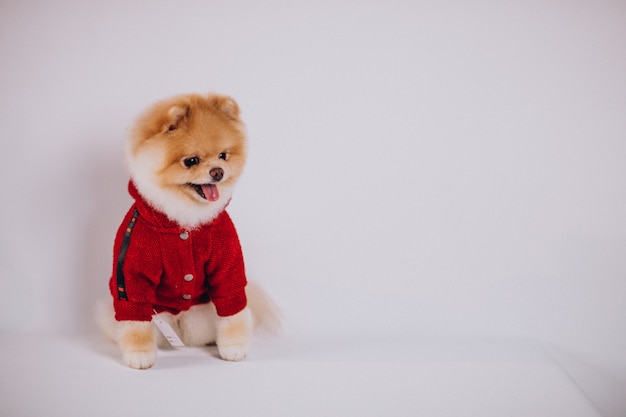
[109,182,247,322]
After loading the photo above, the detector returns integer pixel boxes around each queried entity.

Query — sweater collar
[128,181,183,229]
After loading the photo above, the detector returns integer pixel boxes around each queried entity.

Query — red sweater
[109,182,247,322]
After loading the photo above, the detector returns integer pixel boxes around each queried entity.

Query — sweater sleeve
[205,212,248,317]
[110,210,162,322]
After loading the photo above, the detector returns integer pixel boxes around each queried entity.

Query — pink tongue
[201,184,219,202]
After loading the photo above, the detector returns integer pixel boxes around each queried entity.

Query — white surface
[1,0,625,415]
[0,333,602,417]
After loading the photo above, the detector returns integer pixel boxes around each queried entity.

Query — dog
[97,93,279,369]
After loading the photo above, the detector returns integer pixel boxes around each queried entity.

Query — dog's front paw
[216,308,252,362]
[123,349,157,369]
[218,343,249,362]
[118,320,158,369]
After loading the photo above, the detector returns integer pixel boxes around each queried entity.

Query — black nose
[210,167,224,182]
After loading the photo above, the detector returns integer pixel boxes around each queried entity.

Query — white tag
[152,316,185,347]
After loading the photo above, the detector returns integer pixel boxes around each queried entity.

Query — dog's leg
[216,307,253,361]
[118,321,157,369]
[96,300,158,368]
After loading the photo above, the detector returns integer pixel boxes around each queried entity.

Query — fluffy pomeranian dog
[97,93,279,369]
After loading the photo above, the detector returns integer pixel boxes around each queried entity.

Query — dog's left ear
[164,104,189,132]
[208,95,240,120]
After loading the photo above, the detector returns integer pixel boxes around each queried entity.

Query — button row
[179,231,191,300]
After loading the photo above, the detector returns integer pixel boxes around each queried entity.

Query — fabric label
[152,316,185,347]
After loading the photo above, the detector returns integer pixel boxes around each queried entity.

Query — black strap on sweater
[116,208,139,300]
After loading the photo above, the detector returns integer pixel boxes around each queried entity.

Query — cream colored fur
[128,143,235,228]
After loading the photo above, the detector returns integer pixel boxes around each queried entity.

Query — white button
[184,274,193,282]
[179,231,189,240]
[182,294,191,300]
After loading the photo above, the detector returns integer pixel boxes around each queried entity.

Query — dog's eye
[183,157,200,168]
[218,152,228,160]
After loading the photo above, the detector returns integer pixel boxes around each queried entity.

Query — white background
[1,0,625,415]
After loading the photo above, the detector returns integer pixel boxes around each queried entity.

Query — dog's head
[127,93,247,227]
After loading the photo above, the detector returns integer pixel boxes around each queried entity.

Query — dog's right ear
[164,104,189,133]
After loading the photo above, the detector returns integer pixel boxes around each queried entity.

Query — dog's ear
[164,104,189,132]
[208,95,240,120]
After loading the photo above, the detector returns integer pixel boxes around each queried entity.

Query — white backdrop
[1,0,625,381]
